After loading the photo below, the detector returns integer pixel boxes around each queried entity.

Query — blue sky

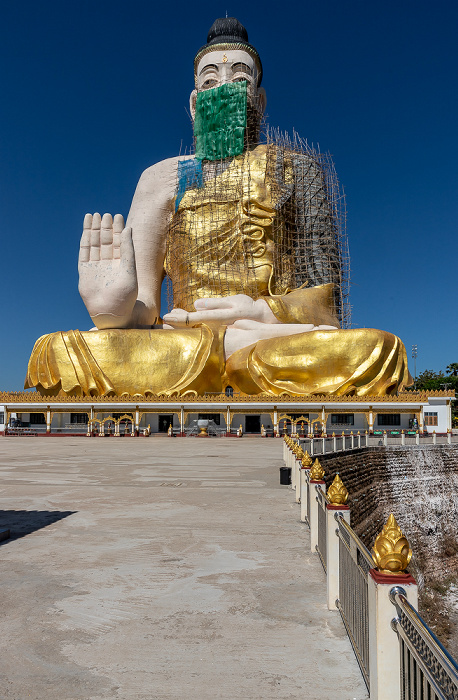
[1,0,457,391]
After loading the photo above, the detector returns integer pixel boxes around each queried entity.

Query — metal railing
[299,433,368,456]
[315,486,327,572]
[335,514,373,691]
[390,587,458,700]
[284,438,458,698]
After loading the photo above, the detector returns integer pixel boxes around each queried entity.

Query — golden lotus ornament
[301,450,313,469]
[327,474,349,505]
[309,458,325,481]
[372,514,412,575]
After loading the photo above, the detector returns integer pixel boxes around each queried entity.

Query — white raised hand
[78,212,138,329]
[163,294,279,328]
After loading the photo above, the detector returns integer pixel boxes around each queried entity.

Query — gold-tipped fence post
[368,514,417,700]
[325,474,350,610]
[299,451,313,523]
[308,458,326,553]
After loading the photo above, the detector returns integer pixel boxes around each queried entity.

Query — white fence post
[368,570,418,700]
[309,480,325,552]
[300,467,310,522]
[295,455,302,503]
[326,504,350,610]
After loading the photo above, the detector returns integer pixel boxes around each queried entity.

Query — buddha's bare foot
[224,320,338,359]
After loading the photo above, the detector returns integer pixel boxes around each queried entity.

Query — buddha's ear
[257,87,267,113]
[189,89,197,120]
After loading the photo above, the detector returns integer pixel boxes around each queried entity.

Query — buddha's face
[191,49,266,119]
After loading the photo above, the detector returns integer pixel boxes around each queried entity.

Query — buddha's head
[191,17,266,147]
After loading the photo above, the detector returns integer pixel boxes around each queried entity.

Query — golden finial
[332,431,335,437]
[327,474,349,505]
[309,458,325,481]
[372,514,412,575]
[295,445,304,459]
[301,450,313,468]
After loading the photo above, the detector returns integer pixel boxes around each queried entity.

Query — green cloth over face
[194,82,247,161]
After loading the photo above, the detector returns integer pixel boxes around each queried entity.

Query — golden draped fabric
[166,144,296,310]
[25,325,411,397]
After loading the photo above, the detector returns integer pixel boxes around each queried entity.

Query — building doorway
[198,413,221,425]
[158,414,174,433]
[245,415,261,433]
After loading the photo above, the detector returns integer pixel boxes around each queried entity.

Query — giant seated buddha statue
[25,17,411,397]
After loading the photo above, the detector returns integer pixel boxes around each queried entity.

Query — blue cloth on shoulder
[175,159,203,212]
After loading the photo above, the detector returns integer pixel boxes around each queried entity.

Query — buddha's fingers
[100,213,113,260]
[112,214,125,260]
[79,213,92,264]
[90,212,101,261]
[194,297,233,310]
[119,227,135,267]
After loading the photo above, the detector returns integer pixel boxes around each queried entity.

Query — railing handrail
[314,483,330,505]
[334,513,374,569]
[390,588,458,687]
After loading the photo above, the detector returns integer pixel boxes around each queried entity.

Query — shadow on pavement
[0,510,76,543]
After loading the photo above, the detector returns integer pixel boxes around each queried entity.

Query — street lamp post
[412,345,418,390]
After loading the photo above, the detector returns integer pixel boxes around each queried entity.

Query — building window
[377,414,401,426]
[331,414,354,426]
[71,413,88,424]
[424,412,438,426]
[0,412,4,424]
[30,413,46,424]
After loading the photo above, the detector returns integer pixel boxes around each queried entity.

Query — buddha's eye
[202,78,217,89]
[233,77,247,82]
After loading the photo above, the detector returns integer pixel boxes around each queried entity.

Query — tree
[446,363,458,377]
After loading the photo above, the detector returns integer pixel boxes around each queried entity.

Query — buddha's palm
[78,213,138,329]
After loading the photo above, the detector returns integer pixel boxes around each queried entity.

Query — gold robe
[25,146,411,397]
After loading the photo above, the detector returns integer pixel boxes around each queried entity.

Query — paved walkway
[0,437,368,700]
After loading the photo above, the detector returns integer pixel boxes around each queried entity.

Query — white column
[383,431,388,446]
[135,408,140,435]
[291,450,297,491]
[309,481,325,552]
[46,410,51,434]
[274,408,278,437]
[326,505,350,610]
[295,457,301,503]
[300,468,310,522]
[368,573,418,700]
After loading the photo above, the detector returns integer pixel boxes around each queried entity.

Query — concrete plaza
[0,437,368,700]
